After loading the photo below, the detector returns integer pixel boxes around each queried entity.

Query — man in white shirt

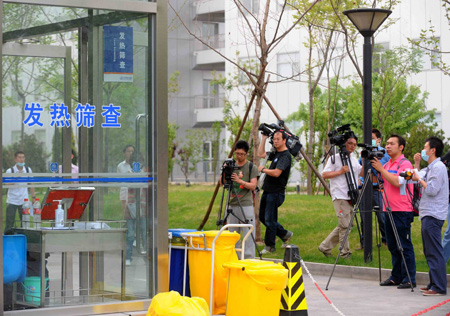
[5,151,36,233]
[117,145,136,266]
[319,137,362,259]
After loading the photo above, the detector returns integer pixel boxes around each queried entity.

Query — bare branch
[329,0,363,81]
[267,0,321,55]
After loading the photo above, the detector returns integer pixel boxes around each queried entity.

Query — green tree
[287,80,347,193]
[408,1,450,76]
[175,129,205,184]
[404,124,449,169]
[168,123,179,176]
[2,134,50,173]
[209,121,222,183]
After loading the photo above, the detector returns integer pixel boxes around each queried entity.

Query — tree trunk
[251,93,263,243]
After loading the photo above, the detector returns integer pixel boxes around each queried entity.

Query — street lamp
[343,8,392,263]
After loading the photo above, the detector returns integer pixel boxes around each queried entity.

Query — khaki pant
[319,199,353,256]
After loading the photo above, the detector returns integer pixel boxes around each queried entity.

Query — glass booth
[1,0,168,315]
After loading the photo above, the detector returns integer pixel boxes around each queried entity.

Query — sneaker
[380,278,399,286]
[281,231,294,248]
[126,259,131,267]
[340,253,351,259]
[420,287,429,292]
[261,246,276,254]
[318,247,332,258]
[397,282,416,289]
[423,290,445,296]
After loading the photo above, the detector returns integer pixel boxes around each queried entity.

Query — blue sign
[132,162,141,173]
[50,162,59,173]
[103,26,133,82]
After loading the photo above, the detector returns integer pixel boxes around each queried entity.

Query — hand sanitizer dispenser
[54,200,65,228]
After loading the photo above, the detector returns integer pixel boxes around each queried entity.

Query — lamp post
[343,8,391,263]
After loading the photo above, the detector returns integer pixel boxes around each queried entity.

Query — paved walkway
[302,272,450,316]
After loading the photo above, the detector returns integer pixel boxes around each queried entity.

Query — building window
[277,52,300,80]
[276,0,292,12]
[238,57,258,85]
[202,79,219,108]
[373,42,389,73]
[417,37,441,70]
[201,22,219,50]
[241,0,260,15]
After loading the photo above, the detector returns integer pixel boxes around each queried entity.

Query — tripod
[216,179,262,259]
[326,168,414,291]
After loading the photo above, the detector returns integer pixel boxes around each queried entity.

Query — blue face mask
[421,149,429,162]
[372,139,377,147]
[16,162,25,167]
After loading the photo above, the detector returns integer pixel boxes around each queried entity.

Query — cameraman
[412,137,448,296]
[257,131,293,254]
[318,136,362,259]
[370,135,416,289]
[220,140,258,259]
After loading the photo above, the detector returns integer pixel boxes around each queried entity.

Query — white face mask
[372,139,377,147]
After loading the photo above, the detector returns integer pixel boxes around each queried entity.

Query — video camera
[399,170,413,180]
[221,158,238,186]
[258,120,303,159]
[359,144,386,161]
[328,124,357,148]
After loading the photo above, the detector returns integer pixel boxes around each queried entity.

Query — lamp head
[343,8,392,37]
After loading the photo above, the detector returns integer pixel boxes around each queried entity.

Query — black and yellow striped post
[280,245,308,316]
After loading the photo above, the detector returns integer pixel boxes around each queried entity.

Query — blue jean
[441,203,450,263]
[385,211,416,284]
[422,216,447,294]
[259,192,288,248]
[126,218,147,260]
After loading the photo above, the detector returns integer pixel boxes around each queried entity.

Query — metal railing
[194,34,225,51]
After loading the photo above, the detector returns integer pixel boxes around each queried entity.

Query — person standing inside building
[371,135,416,289]
[220,140,258,258]
[318,136,362,259]
[4,151,36,233]
[412,137,448,296]
[117,145,136,266]
[257,131,293,254]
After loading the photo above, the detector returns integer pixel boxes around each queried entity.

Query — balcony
[194,0,225,22]
[193,34,225,70]
[193,95,224,127]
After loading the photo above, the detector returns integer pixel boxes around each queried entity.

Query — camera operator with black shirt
[257,131,293,254]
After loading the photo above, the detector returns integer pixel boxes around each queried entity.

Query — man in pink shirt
[371,134,416,289]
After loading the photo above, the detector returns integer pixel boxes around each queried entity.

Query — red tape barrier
[410,297,450,316]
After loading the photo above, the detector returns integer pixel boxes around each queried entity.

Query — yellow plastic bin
[223,259,288,316]
[186,231,240,315]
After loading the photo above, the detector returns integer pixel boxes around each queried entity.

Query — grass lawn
[169,184,450,273]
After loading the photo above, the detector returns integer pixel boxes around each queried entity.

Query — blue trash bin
[169,229,196,296]
[3,235,27,284]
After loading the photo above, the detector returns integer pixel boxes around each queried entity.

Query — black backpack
[10,166,31,173]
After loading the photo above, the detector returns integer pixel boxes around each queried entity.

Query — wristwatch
[261,168,265,173]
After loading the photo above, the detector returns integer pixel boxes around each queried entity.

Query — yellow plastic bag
[147,291,210,316]
[187,231,240,315]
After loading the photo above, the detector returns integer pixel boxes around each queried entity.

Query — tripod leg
[216,186,227,228]
[374,207,382,283]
